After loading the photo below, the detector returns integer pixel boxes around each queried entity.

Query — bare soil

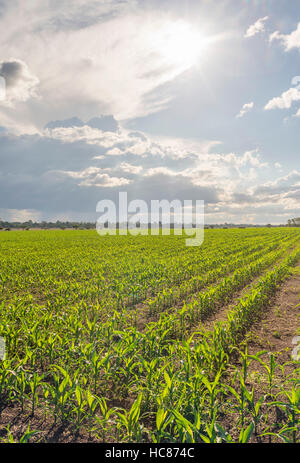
[245,266,300,363]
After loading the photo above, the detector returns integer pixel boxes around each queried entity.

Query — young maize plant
[0,228,299,443]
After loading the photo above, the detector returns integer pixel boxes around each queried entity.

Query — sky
[0,0,299,224]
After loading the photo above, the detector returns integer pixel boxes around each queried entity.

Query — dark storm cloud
[0,59,39,104]
[0,60,25,88]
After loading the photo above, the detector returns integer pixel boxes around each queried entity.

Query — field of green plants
[0,228,299,443]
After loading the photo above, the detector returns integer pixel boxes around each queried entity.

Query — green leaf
[239,423,254,443]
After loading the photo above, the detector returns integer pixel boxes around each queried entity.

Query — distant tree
[288,218,300,227]
[295,218,300,227]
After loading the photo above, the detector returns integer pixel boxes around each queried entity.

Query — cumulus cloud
[45,125,123,147]
[244,16,268,38]
[0,121,279,221]
[253,171,300,196]
[236,101,254,118]
[269,22,300,51]
[0,115,298,224]
[0,59,39,106]
[238,150,268,168]
[118,162,143,174]
[46,124,222,161]
[58,167,131,188]
[265,87,300,110]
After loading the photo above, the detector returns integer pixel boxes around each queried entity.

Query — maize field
[0,228,299,443]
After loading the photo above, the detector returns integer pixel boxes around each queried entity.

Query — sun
[156,21,211,72]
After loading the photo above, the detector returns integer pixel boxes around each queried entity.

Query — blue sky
[0,0,299,224]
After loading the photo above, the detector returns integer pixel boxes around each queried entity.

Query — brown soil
[0,403,95,443]
[245,266,300,362]
[244,265,300,362]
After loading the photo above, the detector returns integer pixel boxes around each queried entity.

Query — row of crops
[0,228,299,443]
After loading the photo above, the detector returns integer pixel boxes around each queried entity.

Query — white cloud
[104,148,124,156]
[0,207,42,222]
[251,170,300,196]
[144,167,178,177]
[45,125,122,147]
[29,123,271,206]
[46,126,268,187]
[269,22,300,51]
[238,150,268,168]
[55,166,131,188]
[236,101,254,118]
[244,16,268,38]
[0,120,300,223]
[293,107,300,117]
[0,116,298,225]
[46,124,220,160]
[265,87,300,110]
[0,1,212,124]
[80,173,131,188]
[118,162,143,174]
